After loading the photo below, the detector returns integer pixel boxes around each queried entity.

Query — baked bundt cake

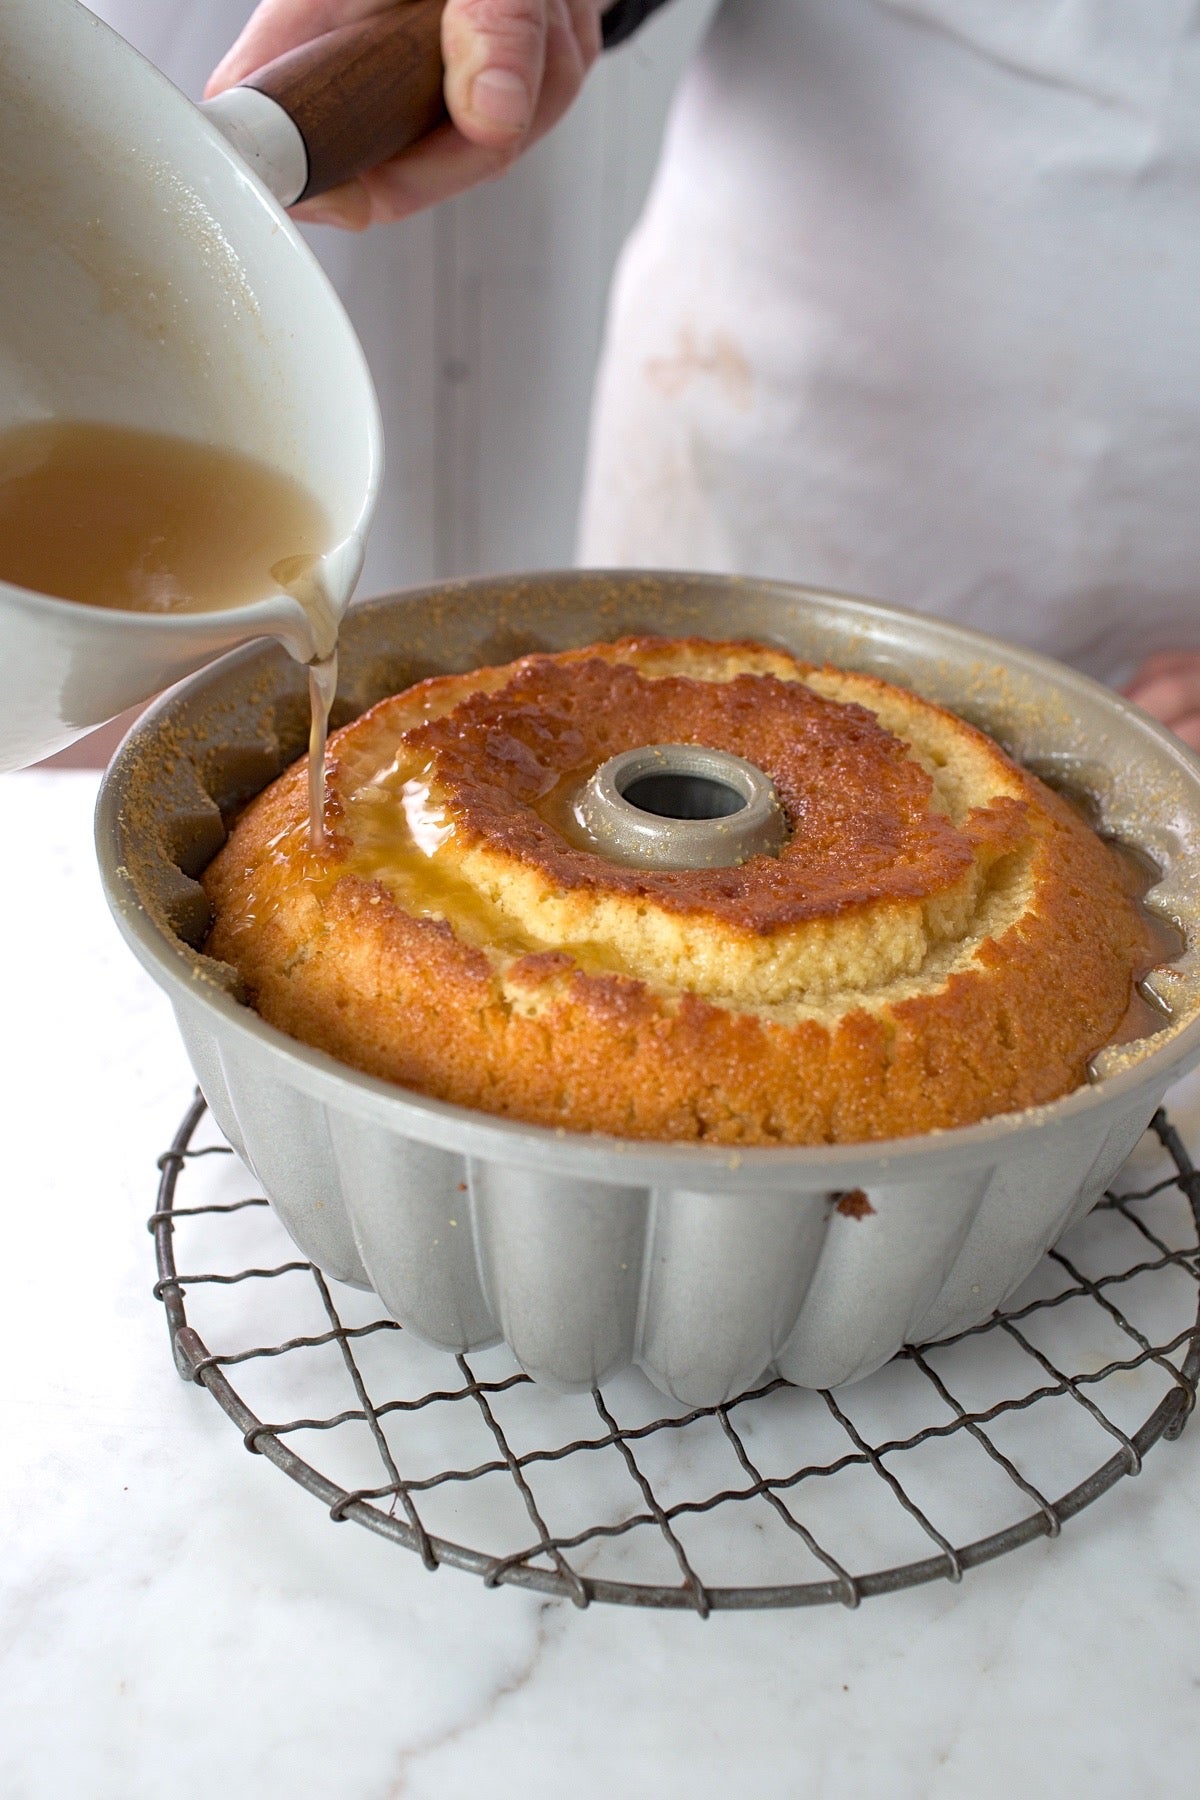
[202,636,1160,1144]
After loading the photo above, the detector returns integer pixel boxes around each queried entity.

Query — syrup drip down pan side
[96,573,1200,1405]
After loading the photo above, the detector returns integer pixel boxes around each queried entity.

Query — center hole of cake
[620,771,747,821]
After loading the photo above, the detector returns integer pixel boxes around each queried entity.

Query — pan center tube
[572,744,788,870]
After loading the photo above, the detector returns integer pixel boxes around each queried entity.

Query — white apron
[579,0,1200,683]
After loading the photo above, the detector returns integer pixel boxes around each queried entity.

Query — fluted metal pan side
[97,575,1200,1403]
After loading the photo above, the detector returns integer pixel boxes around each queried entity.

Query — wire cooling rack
[150,1095,1200,1613]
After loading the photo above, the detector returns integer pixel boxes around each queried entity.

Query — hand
[206,0,604,228]
[1123,651,1200,752]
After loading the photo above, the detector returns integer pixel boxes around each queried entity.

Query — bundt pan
[96,573,1200,1405]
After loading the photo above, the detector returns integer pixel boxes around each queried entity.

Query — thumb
[442,0,548,147]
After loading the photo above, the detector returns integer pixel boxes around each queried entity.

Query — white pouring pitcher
[0,0,446,770]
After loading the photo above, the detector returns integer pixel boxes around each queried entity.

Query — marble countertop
[3,770,1199,1800]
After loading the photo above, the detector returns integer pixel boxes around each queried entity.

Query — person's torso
[581,0,1200,679]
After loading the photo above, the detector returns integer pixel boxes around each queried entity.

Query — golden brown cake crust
[202,637,1159,1145]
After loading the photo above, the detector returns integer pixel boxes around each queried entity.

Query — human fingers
[442,0,548,146]
[294,0,601,224]
[206,0,393,98]
[290,175,374,229]
[211,0,561,144]
[442,0,600,144]
[292,121,516,226]
[1124,649,1200,689]
[532,0,604,134]
[1124,654,1200,730]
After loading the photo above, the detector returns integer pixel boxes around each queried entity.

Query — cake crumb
[834,1187,875,1220]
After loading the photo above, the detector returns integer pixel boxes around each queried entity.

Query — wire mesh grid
[150,1094,1200,1614]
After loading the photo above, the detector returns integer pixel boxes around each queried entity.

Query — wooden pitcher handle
[243,0,447,202]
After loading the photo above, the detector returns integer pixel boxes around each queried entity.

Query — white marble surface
[3,770,1200,1800]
